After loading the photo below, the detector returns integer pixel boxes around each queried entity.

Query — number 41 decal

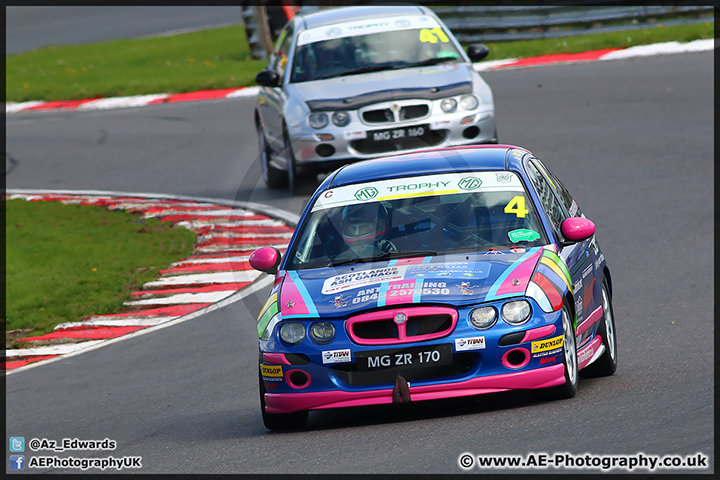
[505,196,529,218]
[419,28,450,43]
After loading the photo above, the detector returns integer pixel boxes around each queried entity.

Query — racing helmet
[341,203,389,243]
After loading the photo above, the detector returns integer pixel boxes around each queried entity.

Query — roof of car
[327,145,530,188]
[298,5,431,31]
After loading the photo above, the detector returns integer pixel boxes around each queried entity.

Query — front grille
[407,314,453,336]
[361,103,430,124]
[347,307,457,345]
[400,104,429,121]
[363,109,393,123]
[331,352,478,385]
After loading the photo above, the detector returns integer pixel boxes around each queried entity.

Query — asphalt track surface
[5,52,714,474]
[5,6,243,55]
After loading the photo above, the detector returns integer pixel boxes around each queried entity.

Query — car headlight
[331,111,350,127]
[460,95,479,110]
[470,306,497,329]
[309,322,335,344]
[501,300,532,325]
[308,112,328,129]
[279,322,306,345]
[440,98,457,113]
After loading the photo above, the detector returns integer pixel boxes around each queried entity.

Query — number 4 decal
[505,196,529,218]
[419,28,450,43]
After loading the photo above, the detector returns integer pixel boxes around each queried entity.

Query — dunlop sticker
[531,335,563,354]
[260,364,283,377]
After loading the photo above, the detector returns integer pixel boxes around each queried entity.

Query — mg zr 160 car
[254,5,497,193]
[250,145,617,430]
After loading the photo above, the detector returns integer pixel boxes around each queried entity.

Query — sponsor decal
[311,172,523,212]
[595,253,605,269]
[582,265,593,278]
[578,345,594,364]
[496,173,513,183]
[458,282,474,295]
[322,266,404,294]
[297,15,439,46]
[455,337,486,351]
[531,335,563,354]
[508,229,541,243]
[322,349,352,364]
[583,278,596,311]
[458,177,482,190]
[532,347,562,358]
[331,294,349,308]
[343,130,367,140]
[568,200,579,217]
[261,364,283,377]
[354,187,378,201]
[539,354,560,365]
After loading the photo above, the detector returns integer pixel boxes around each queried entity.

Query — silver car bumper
[288,102,496,169]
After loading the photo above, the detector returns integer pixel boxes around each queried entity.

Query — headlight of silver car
[501,300,532,325]
[309,322,335,344]
[470,306,497,329]
[308,112,329,129]
[279,322,306,345]
[440,98,457,113]
[331,111,350,127]
[460,94,479,111]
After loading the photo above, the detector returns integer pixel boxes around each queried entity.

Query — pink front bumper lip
[264,364,565,414]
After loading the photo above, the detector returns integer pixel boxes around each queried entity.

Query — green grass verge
[5,20,714,103]
[5,199,196,344]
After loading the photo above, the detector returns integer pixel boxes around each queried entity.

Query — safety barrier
[240,4,714,59]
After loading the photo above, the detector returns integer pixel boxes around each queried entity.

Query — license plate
[367,124,430,143]
[355,344,452,372]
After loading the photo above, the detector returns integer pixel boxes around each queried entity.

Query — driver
[340,203,397,254]
[313,38,348,78]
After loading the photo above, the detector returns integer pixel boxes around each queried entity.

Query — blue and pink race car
[250,145,617,430]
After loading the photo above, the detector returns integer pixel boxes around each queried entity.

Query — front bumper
[265,363,565,414]
[289,106,496,170]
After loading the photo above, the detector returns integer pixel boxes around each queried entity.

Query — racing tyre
[282,127,300,196]
[580,278,618,378]
[258,369,308,431]
[258,127,285,189]
[543,303,578,400]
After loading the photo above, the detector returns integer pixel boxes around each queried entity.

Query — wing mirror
[466,44,489,62]
[250,247,282,274]
[561,217,596,243]
[255,70,280,87]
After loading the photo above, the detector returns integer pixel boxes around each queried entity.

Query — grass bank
[5,21,714,103]
[5,199,196,345]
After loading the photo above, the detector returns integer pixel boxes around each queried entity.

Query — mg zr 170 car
[249,145,617,430]
[254,5,497,193]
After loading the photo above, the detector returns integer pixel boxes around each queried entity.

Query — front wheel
[257,126,284,189]
[580,278,617,378]
[258,369,308,431]
[545,303,578,400]
[282,128,300,196]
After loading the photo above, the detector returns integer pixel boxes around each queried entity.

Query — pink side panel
[262,353,291,366]
[577,335,604,370]
[521,324,556,343]
[577,305,603,336]
[264,364,565,413]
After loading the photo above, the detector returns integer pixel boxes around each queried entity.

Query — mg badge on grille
[394,313,407,325]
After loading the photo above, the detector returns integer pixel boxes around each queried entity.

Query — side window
[270,25,294,80]
[526,160,567,239]
[534,158,582,218]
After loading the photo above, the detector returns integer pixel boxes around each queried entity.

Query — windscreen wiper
[369,250,438,261]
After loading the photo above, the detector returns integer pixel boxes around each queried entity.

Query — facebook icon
[9,455,25,470]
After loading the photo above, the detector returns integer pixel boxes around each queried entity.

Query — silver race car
[254,5,497,193]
